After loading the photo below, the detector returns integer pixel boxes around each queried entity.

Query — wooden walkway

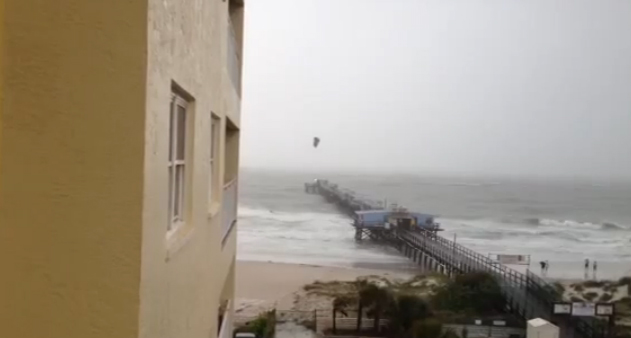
[306,179,603,338]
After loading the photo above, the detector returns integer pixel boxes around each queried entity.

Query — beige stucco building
[0,0,244,337]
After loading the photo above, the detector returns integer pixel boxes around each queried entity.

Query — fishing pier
[304,179,609,338]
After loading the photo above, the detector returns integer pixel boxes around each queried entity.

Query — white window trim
[168,94,189,232]
[209,114,221,208]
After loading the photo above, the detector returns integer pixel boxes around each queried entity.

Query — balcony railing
[222,179,238,245]
[227,21,241,95]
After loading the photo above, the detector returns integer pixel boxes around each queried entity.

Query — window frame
[168,94,189,232]
[209,113,221,208]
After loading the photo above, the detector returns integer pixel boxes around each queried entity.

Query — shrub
[600,293,614,302]
[387,294,432,334]
[573,284,585,292]
[619,297,631,305]
[432,272,505,315]
[584,280,607,288]
[604,283,619,293]
[619,277,631,294]
[618,277,631,286]
[553,282,565,294]
[617,296,631,313]
[583,292,599,302]
[245,310,276,338]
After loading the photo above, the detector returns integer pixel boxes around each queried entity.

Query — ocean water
[236,169,631,279]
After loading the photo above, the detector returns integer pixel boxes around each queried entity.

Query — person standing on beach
[540,261,546,275]
[545,260,550,277]
[584,259,590,280]
[593,260,598,280]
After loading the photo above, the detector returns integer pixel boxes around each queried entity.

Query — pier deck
[304,179,603,338]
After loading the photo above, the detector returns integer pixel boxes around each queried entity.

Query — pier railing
[398,230,541,317]
[310,180,599,338]
[399,227,596,338]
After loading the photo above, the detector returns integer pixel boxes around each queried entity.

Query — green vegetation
[562,276,631,337]
[600,293,614,302]
[235,310,276,338]
[431,272,506,316]
[617,297,631,319]
[318,271,511,338]
[388,294,432,335]
[553,282,565,294]
[311,273,631,338]
[332,294,353,333]
[619,277,631,286]
[567,278,631,304]
[583,292,599,302]
[620,277,631,294]
[583,280,607,288]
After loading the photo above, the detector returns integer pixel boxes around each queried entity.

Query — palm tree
[387,294,431,336]
[332,295,352,334]
[362,284,392,332]
[354,279,370,333]
[352,281,394,333]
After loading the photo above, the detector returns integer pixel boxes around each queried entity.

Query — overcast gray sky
[240,0,631,180]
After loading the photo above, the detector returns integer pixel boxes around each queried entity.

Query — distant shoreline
[239,167,631,185]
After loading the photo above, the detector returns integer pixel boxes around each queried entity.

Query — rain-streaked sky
[240,0,631,180]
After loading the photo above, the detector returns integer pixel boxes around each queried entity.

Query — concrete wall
[0,0,243,337]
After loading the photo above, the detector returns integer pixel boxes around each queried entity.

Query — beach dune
[235,260,413,318]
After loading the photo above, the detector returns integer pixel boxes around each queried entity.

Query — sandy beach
[235,259,630,319]
[235,260,415,318]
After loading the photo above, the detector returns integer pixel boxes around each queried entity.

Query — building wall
[0,1,148,338]
[0,2,4,165]
[139,0,242,338]
[0,0,242,337]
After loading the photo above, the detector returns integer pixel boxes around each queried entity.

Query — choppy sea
[236,169,631,279]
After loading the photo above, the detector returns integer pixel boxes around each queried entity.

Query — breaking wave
[237,170,631,274]
[518,217,626,230]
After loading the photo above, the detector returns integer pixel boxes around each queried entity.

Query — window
[168,94,188,231]
[209,114,220,205]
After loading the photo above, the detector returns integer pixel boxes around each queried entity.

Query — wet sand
[508,260,631,281]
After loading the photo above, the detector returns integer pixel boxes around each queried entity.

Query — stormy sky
[240,0,631,180]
